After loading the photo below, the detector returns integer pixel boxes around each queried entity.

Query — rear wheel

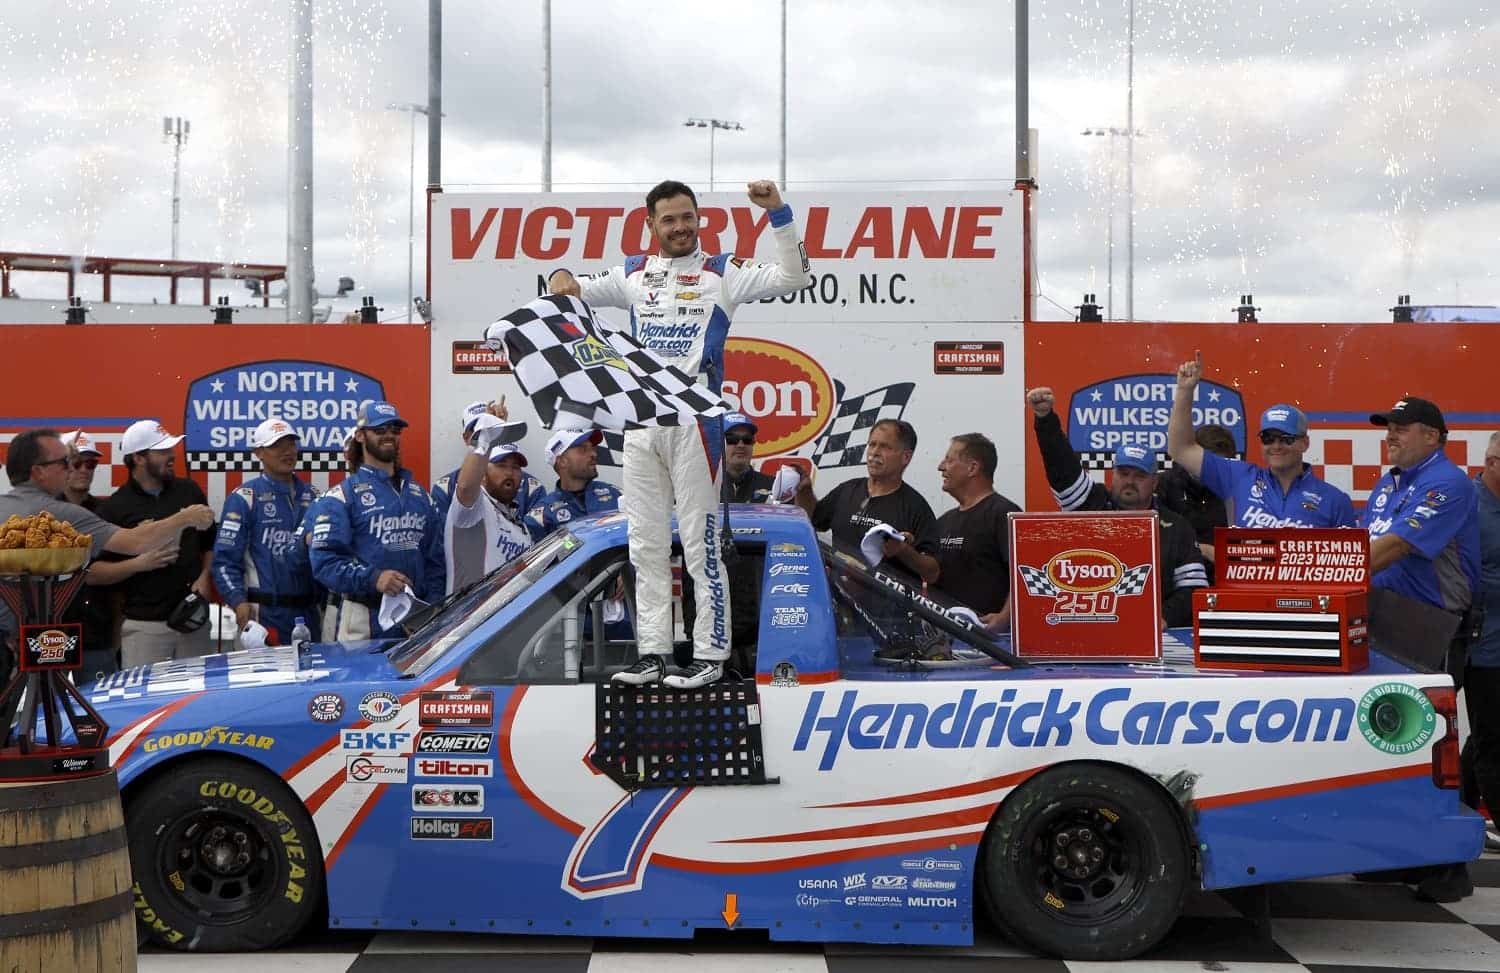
[126,757,322,950]
[981,763,1187,961]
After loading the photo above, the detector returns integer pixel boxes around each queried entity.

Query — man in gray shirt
[1,428,215,672]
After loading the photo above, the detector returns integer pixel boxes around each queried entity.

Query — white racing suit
[575,203,812,661]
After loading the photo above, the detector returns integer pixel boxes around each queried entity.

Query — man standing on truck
[1355,396,1481,903]
[1026,387,1207,626]
[1167,351,1356,530]
[548,179,812,689]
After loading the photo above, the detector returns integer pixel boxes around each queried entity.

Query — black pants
[1462,663,1500,820]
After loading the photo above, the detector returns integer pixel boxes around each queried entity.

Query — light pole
[1082,126,1144,321]
[683,118,743,192]
[1126,0,1136,321]
[387,102,435,323]
[162,116,190,260]
[542,0,552,191]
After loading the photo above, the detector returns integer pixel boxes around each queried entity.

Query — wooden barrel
[0,770,136,972]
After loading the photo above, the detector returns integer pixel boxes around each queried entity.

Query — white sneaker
[611,656,666,685]
[663,660,724,690]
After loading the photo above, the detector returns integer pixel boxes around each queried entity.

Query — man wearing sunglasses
[1167,351,1356,530]
[307,401,444,641]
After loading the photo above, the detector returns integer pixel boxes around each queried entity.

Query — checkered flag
[595,431,625,468]
[809,381,915,469]
[1016,564,1058,598]
[486,295,727,432]
[1116,564,1153,596]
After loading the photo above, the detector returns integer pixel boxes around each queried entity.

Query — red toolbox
[1192,528,1371,673]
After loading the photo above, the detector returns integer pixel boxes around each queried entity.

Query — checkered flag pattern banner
[809,381,915,469]
[594,431,626,468]
[486,295,727,432]
[1016,564,1058,598]
[1115,563,1153,596]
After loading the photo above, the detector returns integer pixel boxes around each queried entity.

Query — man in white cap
[97,419,218,666]
[212,418,320,646]
[527,429,624,538]
[445,436,534,595]
[431,398,545,530]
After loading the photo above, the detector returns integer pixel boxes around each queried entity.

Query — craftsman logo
[414,757,494,779]
[184,360,383,451]
[1276,598,1314,609]
[20,623,82,671]
[933,341,1004,375]
[415,731,493,754]
[722,338,835,456]
[1356,682,1438,756]
[451,340,510,374]
[419,691,495,727]
[358,691,401,724]
[410,817,494,840]
[345,755,407,784]
[412,786,484,812]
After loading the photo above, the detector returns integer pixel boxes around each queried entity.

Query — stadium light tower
[387,102,436,323]
[162,116,190,260]
[683,118,743,192]
[1082,125,1144,321]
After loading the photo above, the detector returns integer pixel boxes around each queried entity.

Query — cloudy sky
[1,0,1495,321]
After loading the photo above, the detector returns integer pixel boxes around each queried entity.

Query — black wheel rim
[155,806,280,926]
[1020,798,1148,924]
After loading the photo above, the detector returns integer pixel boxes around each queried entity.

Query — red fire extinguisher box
[1008,511,1162,662]
[1192,527,1371,674]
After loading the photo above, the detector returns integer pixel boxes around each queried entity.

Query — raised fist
[1026,387,1055,418]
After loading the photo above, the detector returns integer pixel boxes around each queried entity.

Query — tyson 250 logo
[1017,549,1153,624]
[722,338,834,456]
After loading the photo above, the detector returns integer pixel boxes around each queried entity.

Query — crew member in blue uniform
[1167,350,1356,529]
[307,401,444,641]
[527,429,623,539]
[1357,395,1481,903]
[213,418,320,646]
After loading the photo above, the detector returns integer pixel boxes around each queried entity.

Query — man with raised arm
[548,179,811,689]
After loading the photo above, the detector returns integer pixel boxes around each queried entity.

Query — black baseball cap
[1370,396,1448,435]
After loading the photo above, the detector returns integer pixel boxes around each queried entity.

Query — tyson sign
[721,338,835,456]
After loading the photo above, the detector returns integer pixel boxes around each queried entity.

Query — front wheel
[980,763,1188,961]
[126,757,323,950]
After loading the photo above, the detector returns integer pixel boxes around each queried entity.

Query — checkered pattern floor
[139,856,1500,972]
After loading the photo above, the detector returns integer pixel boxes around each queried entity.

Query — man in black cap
[1357,396,1481,903]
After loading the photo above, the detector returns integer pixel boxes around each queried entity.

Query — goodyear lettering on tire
[198,780,308,903]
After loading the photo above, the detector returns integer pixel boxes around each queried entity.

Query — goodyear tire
[125,757,323,950]
[980,764,1187,961]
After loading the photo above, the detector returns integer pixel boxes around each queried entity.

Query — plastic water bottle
[290,617,312,651]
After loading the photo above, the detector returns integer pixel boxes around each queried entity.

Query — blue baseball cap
[356,401,408,429]
[722,412,757,435]
[1112,443,1157,474]
[487,442,528,467]
[1259,404,1307,437]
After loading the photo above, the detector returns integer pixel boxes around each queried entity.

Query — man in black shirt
[794,419,940,584]
[933,433,1022,632]
[721,412,774,502]
[1026,387,1208,627]
[1154,423,1233,581]
[98,420,217,668]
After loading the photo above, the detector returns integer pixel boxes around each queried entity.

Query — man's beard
[366,440,400,464]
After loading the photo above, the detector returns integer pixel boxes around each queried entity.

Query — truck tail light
[1423,687,1461,790]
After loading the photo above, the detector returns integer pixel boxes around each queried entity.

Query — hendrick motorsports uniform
[307,465,444,640]
[1360,449,1480,613]
[1199,452,1357,529]
[527,478,623,540]
[432,467,545,529]
[212,475,320,645]
[572,202,812,664]
[1034,411,1209,626]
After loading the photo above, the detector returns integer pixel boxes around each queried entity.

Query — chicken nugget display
[0,513,93,560]
[1,529,24,549]
[46,534,70,549]
[73,534,91,548]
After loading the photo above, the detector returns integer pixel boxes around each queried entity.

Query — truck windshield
[389,530,583,677]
